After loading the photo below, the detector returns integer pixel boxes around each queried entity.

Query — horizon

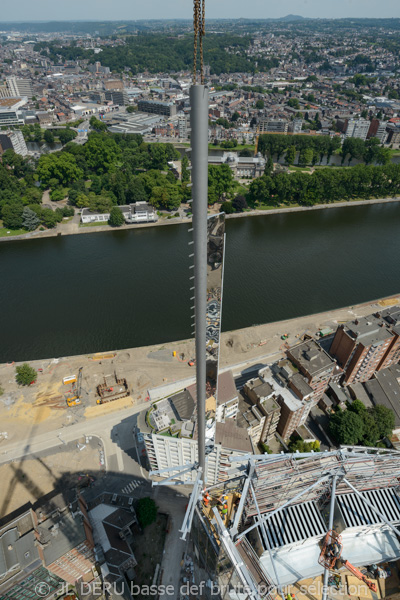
[1,0,400,23]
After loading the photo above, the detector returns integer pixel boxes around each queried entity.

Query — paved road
[0,402,149,467]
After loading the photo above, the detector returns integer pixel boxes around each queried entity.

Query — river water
[1,202,400,362]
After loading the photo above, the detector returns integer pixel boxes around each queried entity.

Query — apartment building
[259,118,288,133]
[242,378,281,442]
[215,370,239,422]
[345,118,370,140]
[6,76,34,99]
[137,99,177,117]
[0,130,28,156]
[260,362,315,439]
[330,315,394,384]
[35,495,96,585]
[286,340,336,402]
[367,118,387,143]
[144,419,252,484]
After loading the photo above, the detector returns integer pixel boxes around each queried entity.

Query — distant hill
[278,14,306,22]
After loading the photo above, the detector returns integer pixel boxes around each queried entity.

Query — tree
[181,154,190,183]
[108,206,125,227]
[208,165,234,205]
[285,146,297,166]
[298,147,314,166]
[255,99,265,109]
[40,208,58,228]
[137,497,157,528]
[221,200,235,214]
[2,203,24,229]
[44,130,54,144]
[232,195,248,212]
[126,105,137,113]
[288,98,300,109]
[22,207,40,231]
[329,409,364,445]
[37,153,83,187]
[370,405,395,440]
[58,128,77,145]
[16,363,37,386]
[264,156,274,176]
[89,116,108,132]
[50,188,66,202]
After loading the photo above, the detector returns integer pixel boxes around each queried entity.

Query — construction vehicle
[319,530,377,592]
[188,359,196,367]
[66,367,83,407]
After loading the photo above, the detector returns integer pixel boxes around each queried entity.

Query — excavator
[318,529,378,593]
[66,367,83,407]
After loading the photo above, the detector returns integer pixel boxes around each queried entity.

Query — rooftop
[215,419,253,453]
[287,339,336,376]
[345,315,393,346]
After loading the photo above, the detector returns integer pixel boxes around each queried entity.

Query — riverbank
[1,195,400,244]
[0,293,397,443]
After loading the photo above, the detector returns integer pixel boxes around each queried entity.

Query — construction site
[186,448,400,600]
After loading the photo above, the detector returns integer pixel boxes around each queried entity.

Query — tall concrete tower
[190,85,225,483]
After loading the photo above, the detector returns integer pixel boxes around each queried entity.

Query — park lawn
[79,221,109,228]
[0,221,27,237]
[208,143,255,151]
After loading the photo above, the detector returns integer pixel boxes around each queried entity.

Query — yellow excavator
[66,367,83,407]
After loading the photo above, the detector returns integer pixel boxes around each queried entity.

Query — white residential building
[80,202,157,225]
[6,76,34,99]
[143,419,252,484]
[345,118,370,140]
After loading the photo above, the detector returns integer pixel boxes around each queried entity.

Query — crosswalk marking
[121,479,142,494]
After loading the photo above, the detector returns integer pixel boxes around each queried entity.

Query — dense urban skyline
[1,0,400,22]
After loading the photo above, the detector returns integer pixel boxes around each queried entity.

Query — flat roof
[215,419,253,453]
[288,339,335,376]
[217,370,238,406]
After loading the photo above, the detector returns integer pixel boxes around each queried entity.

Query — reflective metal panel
[206,213,226,402]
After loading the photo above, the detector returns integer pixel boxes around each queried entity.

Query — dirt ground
[0,294,398,445]
[0,438,105,515]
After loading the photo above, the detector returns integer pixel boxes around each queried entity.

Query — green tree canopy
[16,363,37,386]
[137,497,157,528]
[37,153,83,187]
[108,206,125,227]
[22,207,40,231]
[329,409,364,445]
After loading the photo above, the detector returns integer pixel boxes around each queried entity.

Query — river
[1,202,400,362]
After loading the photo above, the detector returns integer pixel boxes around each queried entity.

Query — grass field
[0,221,27,238]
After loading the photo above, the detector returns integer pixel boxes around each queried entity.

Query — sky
[1,0,400,22]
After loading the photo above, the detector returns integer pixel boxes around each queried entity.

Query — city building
[208,152,265,179]
[5,77,33,99]
[137,99,177,117]
[105,90,129,106]
[0,98,27,127]
[261,362,314,439]
[345,118,370,140]
[214,370,239,422]
[143,420,252,484]
[286,339,337,401]
[242,378,281,441]
[80,202,157,225]
[178,114,189,139]
[259,118,289,133]
[289,118,303,134]
[367,119,387,142]
[0,130,28,156]
[35,494,96,585]
[329,315,394,384]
